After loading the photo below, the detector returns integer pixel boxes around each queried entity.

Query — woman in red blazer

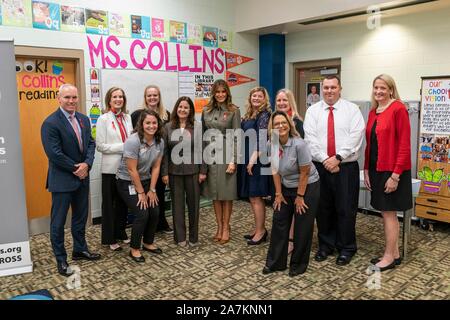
[364,74,412,272]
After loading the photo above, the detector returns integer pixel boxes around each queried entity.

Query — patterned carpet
[1,201,449,300]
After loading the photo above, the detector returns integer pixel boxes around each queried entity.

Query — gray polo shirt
[116,133,164,181]
[272,137,319,188]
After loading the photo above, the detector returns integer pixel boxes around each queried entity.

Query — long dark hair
[204,79,237,112]
[170,96,195,129]
[134,109,162,143]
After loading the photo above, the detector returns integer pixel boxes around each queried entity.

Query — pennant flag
[226,71,256,87]
[226,52,254,69]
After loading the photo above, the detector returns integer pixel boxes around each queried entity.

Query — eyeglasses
[273,121,288,128]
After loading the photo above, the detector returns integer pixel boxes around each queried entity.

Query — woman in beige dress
[201,79,241,244]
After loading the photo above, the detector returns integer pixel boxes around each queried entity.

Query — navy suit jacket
[41,108,95,193]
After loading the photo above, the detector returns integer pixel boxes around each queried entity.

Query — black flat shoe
[375,260,396,272]
[314,250,329,262]
[247,230,268,245]
[288,268,306,277]
[110,244,123,252]
[57,261,74,277]
[336,255,352,266]
[142,246,163,254]
[129,251,145,263]
[262,266,275,275]
[370,256,402,266]
[72,251,101,261]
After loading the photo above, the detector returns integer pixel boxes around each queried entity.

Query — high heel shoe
[243,233,255,240]
[247,230,268,245]
[218,226,230,244]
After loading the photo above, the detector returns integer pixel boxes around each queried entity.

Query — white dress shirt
[304,98,365,163]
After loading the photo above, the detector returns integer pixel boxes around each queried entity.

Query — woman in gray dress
[201,79,241,244]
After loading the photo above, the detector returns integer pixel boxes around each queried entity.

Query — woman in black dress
[364,74,412,272]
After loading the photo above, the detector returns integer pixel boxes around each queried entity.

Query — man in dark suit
[41,84,101,276]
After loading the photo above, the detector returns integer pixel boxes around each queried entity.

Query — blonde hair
[204,79,237,113]
[141,85,168,121]
[371,74,402,110]
[243,87,271,120]
[275,88,303,121]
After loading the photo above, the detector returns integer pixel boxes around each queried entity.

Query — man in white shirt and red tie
[304,75,365,266]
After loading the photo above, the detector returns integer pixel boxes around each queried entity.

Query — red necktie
[327,106,335,157]
[69,114,83,152]
[115,113,128,143]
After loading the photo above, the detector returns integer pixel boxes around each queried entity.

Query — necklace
[377,99,394,113]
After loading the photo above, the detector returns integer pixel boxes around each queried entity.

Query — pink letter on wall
[148,41,164,70]
[105,36,121,68]
[130,39,147,69]
[188,45,202,72]
[176,44,189,72]
[214,48,225,74]
[203,48,215,74]
[164,42,178,71]
[87,36,106,68]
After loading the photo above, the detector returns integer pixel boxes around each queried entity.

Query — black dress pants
[265,181,320,273]
[116,179,159,249]
[156,176,170,230]
[101,174,128,245]
[314,161,359,256]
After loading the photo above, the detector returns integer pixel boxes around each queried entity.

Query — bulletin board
[415,76,450,223]
[100,68,179,114]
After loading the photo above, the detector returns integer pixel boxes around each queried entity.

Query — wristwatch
[149,187,156,193]
[335,154,343,162]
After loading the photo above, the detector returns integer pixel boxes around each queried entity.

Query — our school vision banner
[0,41,33,277]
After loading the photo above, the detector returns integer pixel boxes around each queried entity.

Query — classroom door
[293,59,341,118]
[15,57,76,234]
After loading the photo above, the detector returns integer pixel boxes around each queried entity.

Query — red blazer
[364,100,411,175]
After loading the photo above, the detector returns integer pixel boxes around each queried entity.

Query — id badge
[128,184,137,195]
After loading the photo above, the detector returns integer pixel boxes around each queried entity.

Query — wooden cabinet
[415,77,450,224]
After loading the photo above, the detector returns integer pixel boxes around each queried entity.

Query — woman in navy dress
[238,87,272,245]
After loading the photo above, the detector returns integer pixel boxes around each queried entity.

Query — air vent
[298,0,438,25]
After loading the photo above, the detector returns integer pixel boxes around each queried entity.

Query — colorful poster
[195,74,214,98]
[169,20,187,44]
[0,4,2,25]
[1,0,33,27]
[90,68,99,84]
[89,103,101,139]
[152,17,167,41]
[60,5,85,33]
[226,71,255,87]
[225,52,254,69]
[194,98,209,113]
[32,1,60,31]
[131,15,150,39]
[90,84,100,102]
[420,79,450,134]
[85,9,108,35]
[218,29,232,50]
[109,12,130,37]
[187,24,202,45]
[202,26,218,48]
